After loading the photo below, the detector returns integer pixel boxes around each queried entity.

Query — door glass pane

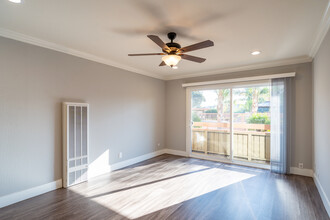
[191,89,231,159]
[81,168,88,182]
[69,160,75,168]
[82,157,88,165]
[69,172,75,185]
[69,106,75,159]
[232,85,271,165]
[76,107,81,157]
[76,170,81,183]
[82,107,88,156]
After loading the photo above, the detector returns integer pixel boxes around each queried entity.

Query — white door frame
[185,81,271,170]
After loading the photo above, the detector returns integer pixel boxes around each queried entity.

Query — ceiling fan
[128,32,214,69]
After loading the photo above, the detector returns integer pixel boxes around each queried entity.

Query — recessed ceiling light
[251,51,261,55]
[9,0,21,3]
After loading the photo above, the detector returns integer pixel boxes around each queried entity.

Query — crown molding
[309,1,330,57]
[0,28,165,80]
[0,27,316,81]
[164,56,312,80]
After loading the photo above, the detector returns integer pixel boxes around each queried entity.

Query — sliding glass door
[188,82,271,168]
[191,88,231,160]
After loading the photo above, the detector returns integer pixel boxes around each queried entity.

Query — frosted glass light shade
[162,55,181,66]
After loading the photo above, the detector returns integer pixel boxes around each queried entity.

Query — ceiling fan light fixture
[162,55,181,67]
[128,33,214,68]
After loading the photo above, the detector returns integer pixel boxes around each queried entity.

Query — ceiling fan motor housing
[167,32,176,41]
[164,32,181,54]
[164,43,181,54]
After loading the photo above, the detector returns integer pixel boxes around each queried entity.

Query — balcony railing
[192,122,270,163]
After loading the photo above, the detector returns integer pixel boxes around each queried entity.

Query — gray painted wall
[0,33,318,201]
[0,37,165,197]
[165,62,313,169]
[313,29,330,205]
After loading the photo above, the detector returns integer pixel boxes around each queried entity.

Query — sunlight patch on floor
[87,167,255,219]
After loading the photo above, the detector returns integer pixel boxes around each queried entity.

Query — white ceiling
[0,0,329,80]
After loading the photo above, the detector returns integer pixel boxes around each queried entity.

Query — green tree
[192,112,201,122]
[205,109,217,113]
[216,89,230,122]
[247,113,270,124]
[239,87,270,113]
[192,91,205,108]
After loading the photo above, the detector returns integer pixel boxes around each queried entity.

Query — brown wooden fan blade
[159,61,166,66]
[128,53,165,56]
[147,35,170,51]
[180,54,206,63]
[180,40,214,53]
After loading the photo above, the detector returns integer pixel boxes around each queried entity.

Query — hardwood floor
[0,154,328,220]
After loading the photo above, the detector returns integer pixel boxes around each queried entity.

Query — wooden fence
[192,122,270,162]
[199,113,266,122]
[193,122,270,131]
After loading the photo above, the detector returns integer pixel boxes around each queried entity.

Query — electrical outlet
[118,152,123,159]
[298,163,303,169]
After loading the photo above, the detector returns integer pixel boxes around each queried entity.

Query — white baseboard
[314,174,330,217]
[88,151,315,179]
[290,167,314,177]
[0,149,167,208]
[88,149,167,179]
[110,149,166,171]
[88,148,190,179]
[164,148,189,157]
[2,150,320,212]
[0,179,62,208]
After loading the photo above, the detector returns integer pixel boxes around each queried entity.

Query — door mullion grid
[66,106,70,185]
[80,107,83,161]
[73,106,76,183]
[74,106,76,160]
[86,106,89,167]
[69,155,87,161]
[230,88,233,161]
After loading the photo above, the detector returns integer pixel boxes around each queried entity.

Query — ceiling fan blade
[180,54,206,63]
[147,35,170,51]
[128,53,165,56]
[159,61,166,66]
[180,40,214,53]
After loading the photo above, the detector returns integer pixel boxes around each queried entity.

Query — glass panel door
[232,85,271,165]
[191,88,231,160]
[67,105,89,187]
[189,82,271,168]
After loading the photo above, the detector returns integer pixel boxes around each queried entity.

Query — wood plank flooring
[0,154,329,220]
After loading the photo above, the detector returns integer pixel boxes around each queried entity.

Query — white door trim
[182,72,295,88]
[185,81,271,170]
